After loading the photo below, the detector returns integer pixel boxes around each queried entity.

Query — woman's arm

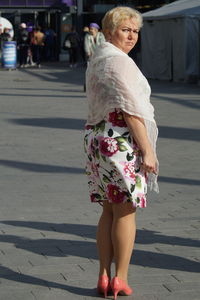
[123,112,157,174]
[84,34,91,58]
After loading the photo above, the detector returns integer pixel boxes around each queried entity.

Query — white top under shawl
[86,42,159,192]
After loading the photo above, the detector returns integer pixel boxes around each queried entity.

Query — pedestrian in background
[84,6,159,300]
[63,26,80,68]
[83,23,105,91]
[44,27,56,61]
[84,23,105,61]
[26,23,35,66]
[32,26,45,68]
[17,23,29,68]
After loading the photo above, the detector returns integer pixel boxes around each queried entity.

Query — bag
[64,39,71,49]
[68,33,79,47]
[20,30,29,44]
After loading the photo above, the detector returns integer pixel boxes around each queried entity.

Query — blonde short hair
[102,6,143,38]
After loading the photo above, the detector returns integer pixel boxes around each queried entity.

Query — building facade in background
[0,0,176,61]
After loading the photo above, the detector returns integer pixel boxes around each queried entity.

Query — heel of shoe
[99,288,107,298]
[97,286,108,298]
[111,276,133,299]
[97,275,110,298]
[111,277,120,300]
[113,290,118,300]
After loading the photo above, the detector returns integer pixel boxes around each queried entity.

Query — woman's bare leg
[111,202,136,282]
[96,201,114,278]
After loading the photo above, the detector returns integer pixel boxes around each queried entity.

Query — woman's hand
[122,112,158,175]
[141,149,158,175]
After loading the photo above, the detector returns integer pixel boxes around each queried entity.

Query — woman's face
[109,18,139,54]
[89,27,98,36]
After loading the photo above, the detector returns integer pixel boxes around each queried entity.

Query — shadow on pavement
[8,117,200,142]
[1,221,199,248]
[1,159,199,185]
[152,94,200,110]
[0,221,200,274]
[159,176,200,186]
[159,125,200,141]
[0,160,84,174]
[0,266,97,297]
[19,66,85,86]
[2,87,84,93]
[8,117,86,130]
[0,92,85,99]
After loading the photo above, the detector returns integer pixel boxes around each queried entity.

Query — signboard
[2,41,17,69]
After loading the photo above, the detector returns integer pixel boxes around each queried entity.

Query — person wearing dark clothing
[63,27,80,67]
[17,23,30,68]
[44,27,56,61]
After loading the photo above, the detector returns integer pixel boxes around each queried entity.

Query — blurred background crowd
[0,0,199,83]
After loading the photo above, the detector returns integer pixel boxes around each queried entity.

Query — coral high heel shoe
[111,276,133,300]
[97,275,110,298]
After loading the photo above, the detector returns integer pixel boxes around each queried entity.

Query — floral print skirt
[84,110,148,208]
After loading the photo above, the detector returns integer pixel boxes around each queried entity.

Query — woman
[84,23,105,60]
[84,7,159,300]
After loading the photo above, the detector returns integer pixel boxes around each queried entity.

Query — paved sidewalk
[0,62,200,300]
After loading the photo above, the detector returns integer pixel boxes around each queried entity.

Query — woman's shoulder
[106,53,145,83]
[109,54,135,72]
[85,33,92,39]
[97,31,105,38]
[111,53,132,63]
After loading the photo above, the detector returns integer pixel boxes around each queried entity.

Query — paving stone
[163,281,200,292]
[0,289,35,300]
[160,290,200,300]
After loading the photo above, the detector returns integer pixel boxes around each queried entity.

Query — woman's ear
[106,31,112,42]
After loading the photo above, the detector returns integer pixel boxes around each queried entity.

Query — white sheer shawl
[86,42,159,192]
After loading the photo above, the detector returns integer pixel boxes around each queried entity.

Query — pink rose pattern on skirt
[84,109,148,208]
